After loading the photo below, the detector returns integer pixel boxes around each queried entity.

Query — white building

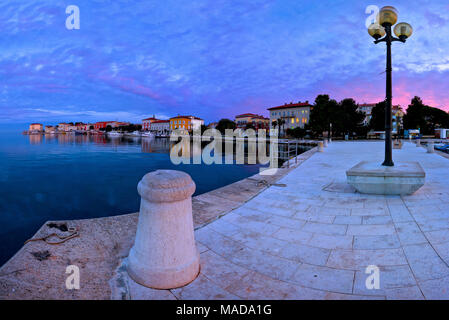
[268,101,313,133]
[45,125,57,133]
[142,117,157,131]
[149,120,170,134]
[58,123,70,132]
[29,123,43,132]
[190,117,204,131]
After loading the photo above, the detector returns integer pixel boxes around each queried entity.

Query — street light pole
[368,6,413,167]
[383,24,394,166]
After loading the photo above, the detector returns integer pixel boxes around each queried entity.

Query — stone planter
[346,161,425,195]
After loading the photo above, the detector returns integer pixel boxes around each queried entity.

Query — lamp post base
[382,160,394,167]
[346,161,425,195]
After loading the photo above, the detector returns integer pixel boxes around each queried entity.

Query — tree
[117,124,142,132]
[369,101,386,131]
[277,118,286,137]
[286,127,307,139]
[216,118,236,134]
[340,98,366,136]
[308,95,367,138]
[403,96,449,134]
[308,95,339,137]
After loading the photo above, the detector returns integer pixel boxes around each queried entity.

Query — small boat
[125,131,142,137]
[141,132,155,138]
[107,131,124,138]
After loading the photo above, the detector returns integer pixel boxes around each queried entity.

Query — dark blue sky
[1,0,448,125]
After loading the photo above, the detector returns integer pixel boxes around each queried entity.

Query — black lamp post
[368,6,413,166]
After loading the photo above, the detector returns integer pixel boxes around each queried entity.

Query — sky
[0,0,448,125]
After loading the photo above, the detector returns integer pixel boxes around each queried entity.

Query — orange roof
[151,120,170,123]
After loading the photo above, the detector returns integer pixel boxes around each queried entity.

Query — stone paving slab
[2,141,449,299]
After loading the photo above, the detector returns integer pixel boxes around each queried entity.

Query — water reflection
[29,134,43,144]
[32,134,172,153]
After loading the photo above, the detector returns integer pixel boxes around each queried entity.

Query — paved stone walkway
[2,141,449,299]
[115,141,449,300]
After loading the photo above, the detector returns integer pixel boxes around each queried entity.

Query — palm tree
[271,120,278,131]
[277,118,286,137]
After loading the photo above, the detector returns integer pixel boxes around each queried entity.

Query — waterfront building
[358,103,402,129]
[44,125,57,133]
[235,113,269,130]
[58,123,71,132]
[267,101,312,133]
[170,116,204,131]
[142,116,158,131]
[29,123,43,132]
[149,120,170,135]
[75,123,92,131]
[83,123,94,131]
[110,121,130,128]
[94,121,114,130]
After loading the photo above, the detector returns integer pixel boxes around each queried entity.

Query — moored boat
[141,131,155,138]
[107,131,124,138]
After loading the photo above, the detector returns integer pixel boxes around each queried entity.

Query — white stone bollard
[318,141,324,152]
[427,142,434,153]
[127,170,200,289]
[416,139,421,147]
[323,139,328,147]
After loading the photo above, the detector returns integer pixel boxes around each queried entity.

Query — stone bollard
[318,141,324,152]
[416,139,421,147]
[127,170,200,289]
[323,139,328,147]
[427,142,434,153]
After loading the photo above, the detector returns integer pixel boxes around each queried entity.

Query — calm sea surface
[0,131,266,265]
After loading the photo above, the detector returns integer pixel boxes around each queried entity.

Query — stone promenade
[2,141,449,299]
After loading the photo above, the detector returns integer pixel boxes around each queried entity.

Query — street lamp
[368,6,413,166]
